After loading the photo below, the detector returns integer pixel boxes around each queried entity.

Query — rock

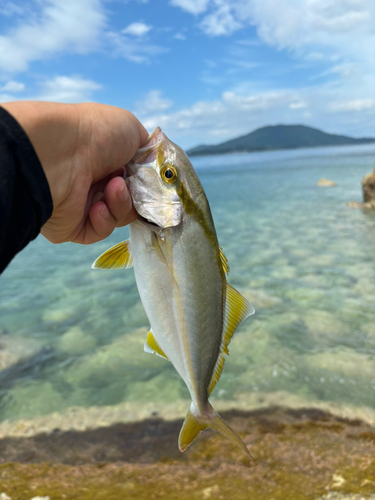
[42,308,73,323]
[201,485,220,498]
[316,178,337,187]
[0,493,11,500]
[319,494,375,500]
[331,473,346,488]
[59,326,96,355]
[362,167,375,203]
[30,497,50,500]
[347,201,373,209]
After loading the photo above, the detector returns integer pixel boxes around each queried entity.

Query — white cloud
[35,75,102,102]
[0,75,102,103]
[136,82,375,148]
[138,89,305,141]
[174,32,186,40]
[107,31,166,63]
[122,22,151,36]
[289,101,308,110]
[135,90,173,114]
[331,99,375,112]
[170,0,209,15]
[200,1,241,36]
[0,0,105,73]
[170,0,375,56]
[0,81,25,92]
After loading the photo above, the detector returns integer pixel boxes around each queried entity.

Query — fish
[92,127,255,457]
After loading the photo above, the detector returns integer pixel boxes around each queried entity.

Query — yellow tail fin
[178,403,251,459]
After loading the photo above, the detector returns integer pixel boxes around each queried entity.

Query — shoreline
[1,390,374,439]
[0,403,374,500]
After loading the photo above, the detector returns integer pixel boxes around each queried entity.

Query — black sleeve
[0,106,53,274]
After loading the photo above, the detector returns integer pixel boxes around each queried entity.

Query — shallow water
[1,143,375,427]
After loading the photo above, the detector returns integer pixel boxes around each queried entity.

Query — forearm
[1,101,82,210]
[0,106,53,273]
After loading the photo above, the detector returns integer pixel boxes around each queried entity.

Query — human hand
[2,101,148,244]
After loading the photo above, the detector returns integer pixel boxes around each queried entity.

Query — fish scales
[93,127,254,457]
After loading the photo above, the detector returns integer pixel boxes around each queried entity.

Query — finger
[86,105,149,183]
[103,176,138,227]
[82,201,117,244]
[109,166,125,181]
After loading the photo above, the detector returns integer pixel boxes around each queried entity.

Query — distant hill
[186,124,375,157]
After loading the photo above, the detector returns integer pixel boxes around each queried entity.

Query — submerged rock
[316,178,337,187]
[348,167,375,208]
[362,167,375,204]
[347,201,373,209]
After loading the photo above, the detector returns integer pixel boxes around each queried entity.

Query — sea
[1,143,375,435]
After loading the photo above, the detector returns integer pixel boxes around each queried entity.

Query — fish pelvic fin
[144,330,169,361]
[91,240,133,270]
[178,402,251,459]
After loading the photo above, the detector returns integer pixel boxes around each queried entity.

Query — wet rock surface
[0,406,374,499]
[362,168,375,205]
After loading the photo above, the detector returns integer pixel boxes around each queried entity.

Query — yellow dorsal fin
[223,283,255,349]
[144,330,169,360]
[91,240,133,270]
[208,283,254,395]
[219,246,230,274]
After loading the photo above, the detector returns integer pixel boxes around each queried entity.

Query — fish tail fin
[178,402,251,459]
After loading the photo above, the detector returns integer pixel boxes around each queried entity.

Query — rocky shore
[0,406,374,500]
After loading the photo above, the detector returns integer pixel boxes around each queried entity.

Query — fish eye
[161,165,178,184]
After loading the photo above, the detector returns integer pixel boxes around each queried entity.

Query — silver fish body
[93,127,254,457]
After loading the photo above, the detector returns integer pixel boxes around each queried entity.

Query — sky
[0,0,374,149]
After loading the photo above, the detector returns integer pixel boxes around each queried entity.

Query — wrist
[1,101,84,209]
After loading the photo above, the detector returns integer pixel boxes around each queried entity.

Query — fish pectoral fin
[208,284,255,395]
[179,403,251,459]
[91,240,133,270]
[144,330,169,360]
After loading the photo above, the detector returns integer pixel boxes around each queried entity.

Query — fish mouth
[138,214,160,228]
[124,126,170,230]
[127,127,165,171]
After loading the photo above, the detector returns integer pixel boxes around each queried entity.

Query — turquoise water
[1,143,375,425]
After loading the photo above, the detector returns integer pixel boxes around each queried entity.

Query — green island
[186,125,375,157]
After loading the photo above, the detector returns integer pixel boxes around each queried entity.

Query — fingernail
[117,183,128,202]
[100,205,110,220]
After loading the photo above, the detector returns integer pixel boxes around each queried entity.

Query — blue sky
[0,0,374,148]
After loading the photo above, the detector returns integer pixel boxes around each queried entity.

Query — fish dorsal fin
[219,246,230,274]
[208,283,254,395]
[92,240,133,270]
[144,330,169,361]
[223,283,255,350]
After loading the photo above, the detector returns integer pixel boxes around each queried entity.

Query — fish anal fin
[92,240,133,270]
[219,246,230,274]
[208,283,254,395]
[208,355,225,395]
[179,402,251,459]
[144,330,169,360]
